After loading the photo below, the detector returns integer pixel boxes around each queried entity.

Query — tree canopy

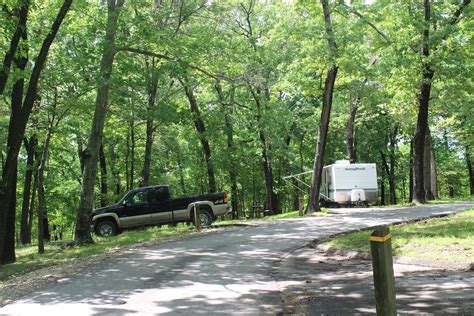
[0,0,472,263]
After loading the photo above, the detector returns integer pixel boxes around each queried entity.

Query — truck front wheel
[95,220,118,237]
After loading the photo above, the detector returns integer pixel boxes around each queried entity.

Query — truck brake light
[224,193,228,203]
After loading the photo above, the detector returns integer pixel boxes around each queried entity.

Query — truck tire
[198,209,213,228]
[95,220,118,237]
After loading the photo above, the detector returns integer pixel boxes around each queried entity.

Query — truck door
[121,189,151,227]
[149,186,172,224]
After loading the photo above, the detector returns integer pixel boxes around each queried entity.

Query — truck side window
[130,191,147,204]
[149,187,169,202]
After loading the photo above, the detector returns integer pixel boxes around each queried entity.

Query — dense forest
[0,0,472,264]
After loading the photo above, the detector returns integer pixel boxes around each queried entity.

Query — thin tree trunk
[141,119,154,187]
[109,141,121,197]
[99,144,108,206]
[125,126,130,190]
[37,90,59,251]
[380,150,396,205]
[307,0,338,213]
[380,166,386,206]
[430,143,439,199]
[78,139,84,176]
[423,127,434,201]
[389,125,398,205]
[37,130,53,253]
[409,137,414,202]
[346,96,359,163]
[20,135,37,244]
[180,77,217,193]
[130,119,135,188]
[27,172,38,244]
[75,0,125,245]
[467,147,474,196]
[141,58,158,187]
[249,88,280,214]
[215,82,239,218]
[176,150,187,195]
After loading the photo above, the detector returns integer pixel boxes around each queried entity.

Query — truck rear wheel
[195,209,213,228]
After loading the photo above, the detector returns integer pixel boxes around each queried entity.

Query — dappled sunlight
[2,202,473,315]
[277,240,474,315]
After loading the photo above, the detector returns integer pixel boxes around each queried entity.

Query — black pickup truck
[90,185,230,237]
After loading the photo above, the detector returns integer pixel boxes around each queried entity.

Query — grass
[216,209,327,225]
[327,208,474,263]
[1,209,315,283]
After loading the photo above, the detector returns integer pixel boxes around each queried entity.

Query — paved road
[1,202,473,315]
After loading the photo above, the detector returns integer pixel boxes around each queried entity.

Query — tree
[75,0,125,245]
[179,75,217,193]
[20,135,37,244]
[307,0,339,213]
[0,0,73,265]
[412,0,471,204]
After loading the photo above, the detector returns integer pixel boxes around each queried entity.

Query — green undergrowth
[326,208,474,263]
[0,225,194,283]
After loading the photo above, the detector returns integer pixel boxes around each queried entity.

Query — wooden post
[370,226,397,315]
[298,197,305,216]
[194,203,201,231]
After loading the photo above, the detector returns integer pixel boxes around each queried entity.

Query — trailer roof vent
[335,160,350,165]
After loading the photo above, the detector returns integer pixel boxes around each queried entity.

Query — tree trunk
[423,128,434,201]
[130,119,135,188]
[99,144,108,207]
[380,150,396,205]
[380,167,386,206]
[176,150,187,195]
[413,0,433,205]
[141,59,158,187]
[74,0,125,245]
[27,173,37,244]
[215,82,239,218]
[467,147,474,196]
[20,135,37,244]
[181,77,217,193]
[307,0,338,213]
[346,96,359,163]
[249,88,280,214]
[37,94,58,250]
[430,143,439,199]
[0,0,72,265]
[388,125,397,205]
[78,139,85,176]
[307,70,338,212]
[125,126,130,190]
[409,137,414,202]
[109,141,122,197]
[141,119,154,187]
[0,1,29,264]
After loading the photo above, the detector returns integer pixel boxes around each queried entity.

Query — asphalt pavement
[1,202,473,315]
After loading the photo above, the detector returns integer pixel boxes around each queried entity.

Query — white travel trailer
[320,160,377,206]
[282,160,378,208]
